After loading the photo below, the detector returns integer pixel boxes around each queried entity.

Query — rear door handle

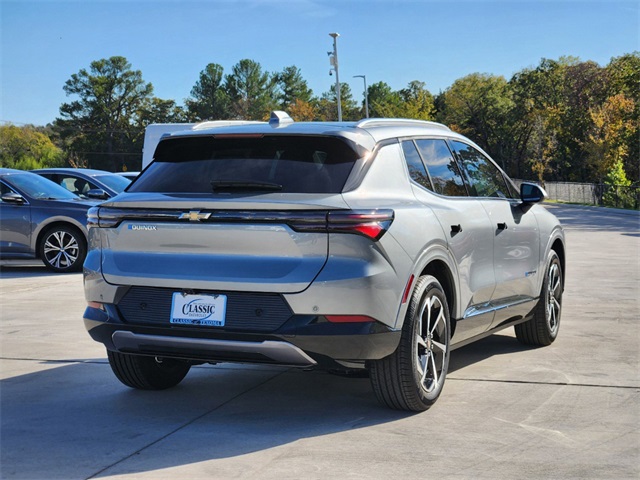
[497,222,508,230]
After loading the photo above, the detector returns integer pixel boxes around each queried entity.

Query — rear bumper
[84,306,401,367]
[111,330,318,367]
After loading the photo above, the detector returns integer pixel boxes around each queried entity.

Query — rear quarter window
[129,135,360,194]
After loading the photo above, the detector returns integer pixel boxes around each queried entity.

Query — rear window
[129,135,361,194]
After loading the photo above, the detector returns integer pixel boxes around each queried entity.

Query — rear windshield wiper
[211,180,283,192]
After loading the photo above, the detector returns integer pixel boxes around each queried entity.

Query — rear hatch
[95,134,362,293]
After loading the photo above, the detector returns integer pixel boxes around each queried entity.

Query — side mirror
[86,188,109,200]
[520,182,547,204]
[1,192,26,204]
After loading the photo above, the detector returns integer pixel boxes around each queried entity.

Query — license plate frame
[170,292,227,327]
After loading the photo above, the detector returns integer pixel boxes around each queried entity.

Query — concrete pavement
[1,204,638,479]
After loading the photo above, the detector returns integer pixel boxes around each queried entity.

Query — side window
[61,175,97,197]
[449,141,511,198]
[401,140,432,190]
[414,139,467,196]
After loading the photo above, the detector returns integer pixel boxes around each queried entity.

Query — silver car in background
[83,113,565,411]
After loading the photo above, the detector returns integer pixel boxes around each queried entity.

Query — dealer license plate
[170,292,227,327]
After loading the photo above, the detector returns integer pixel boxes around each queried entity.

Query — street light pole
[328,32,342,122]
[354,75,369,118]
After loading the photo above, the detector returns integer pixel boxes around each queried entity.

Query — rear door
[401,139,497,342]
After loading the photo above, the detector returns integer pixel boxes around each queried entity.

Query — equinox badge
[179,210,211,222]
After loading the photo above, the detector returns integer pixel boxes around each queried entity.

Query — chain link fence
[513,180,640,210]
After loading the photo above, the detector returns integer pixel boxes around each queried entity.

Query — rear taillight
[326,209,394,241]
[87,207,122,228]
[86,207,394,241]
[86,207,99,229]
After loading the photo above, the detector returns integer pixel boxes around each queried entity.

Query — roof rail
[355,118,451,132]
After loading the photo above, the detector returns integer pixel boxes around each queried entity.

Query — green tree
[55,56,154,171]
[0,124,64,170]
[274,65,313,110]
[224,59,277,120]
[584,93,636,180]
[367,81,403,118]
[509,60,565,181]
[606,52,640,181]
[138,98,186,125]
[316,83,359,121]
[185,63,230,121]
[602,159,633,208]
[398,81,435,120]
[437,73,515,172]
[509,57,611,182]
[560,60,610,181]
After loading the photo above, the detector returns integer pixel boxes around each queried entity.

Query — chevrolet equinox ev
[83,112,565,411]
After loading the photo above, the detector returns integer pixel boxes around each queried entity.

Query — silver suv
[83,113,565,411]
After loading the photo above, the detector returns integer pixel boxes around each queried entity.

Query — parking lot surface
[1,204,639,479]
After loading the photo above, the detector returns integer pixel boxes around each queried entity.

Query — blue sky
[1,0,638,126]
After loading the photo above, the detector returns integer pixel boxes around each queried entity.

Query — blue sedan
[0,168,95,272]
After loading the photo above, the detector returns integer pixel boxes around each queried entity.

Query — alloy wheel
[43,230,79,270]
[546,262,562,334]
[415,295,448,393]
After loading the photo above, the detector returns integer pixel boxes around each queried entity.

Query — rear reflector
[325,315,376,323]
[401,274,415,304]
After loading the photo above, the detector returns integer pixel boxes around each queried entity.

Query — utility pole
[354,75,369,118]
[328,32,342,122]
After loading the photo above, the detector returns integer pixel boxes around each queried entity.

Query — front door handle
[497,222,508,230]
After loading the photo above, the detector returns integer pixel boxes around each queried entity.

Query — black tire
[515,250,563,346]
[370,275,451,412]
[38,225,86,273]
[107,350,191,390]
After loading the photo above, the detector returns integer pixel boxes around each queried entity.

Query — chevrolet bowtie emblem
[179,210,211,222]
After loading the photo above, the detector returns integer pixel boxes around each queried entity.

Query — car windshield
[8,172,79,200]
[94,174,131,192]
[129,135,360,194]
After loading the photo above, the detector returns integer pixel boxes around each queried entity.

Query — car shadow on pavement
[449,333,536,374]
[0,360,412,478]
[1,333,538,478]
[0,263,76,279]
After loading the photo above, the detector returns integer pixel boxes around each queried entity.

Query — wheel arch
[419,259,457,338]
[34,220,87,259]
[550,237,566,290]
